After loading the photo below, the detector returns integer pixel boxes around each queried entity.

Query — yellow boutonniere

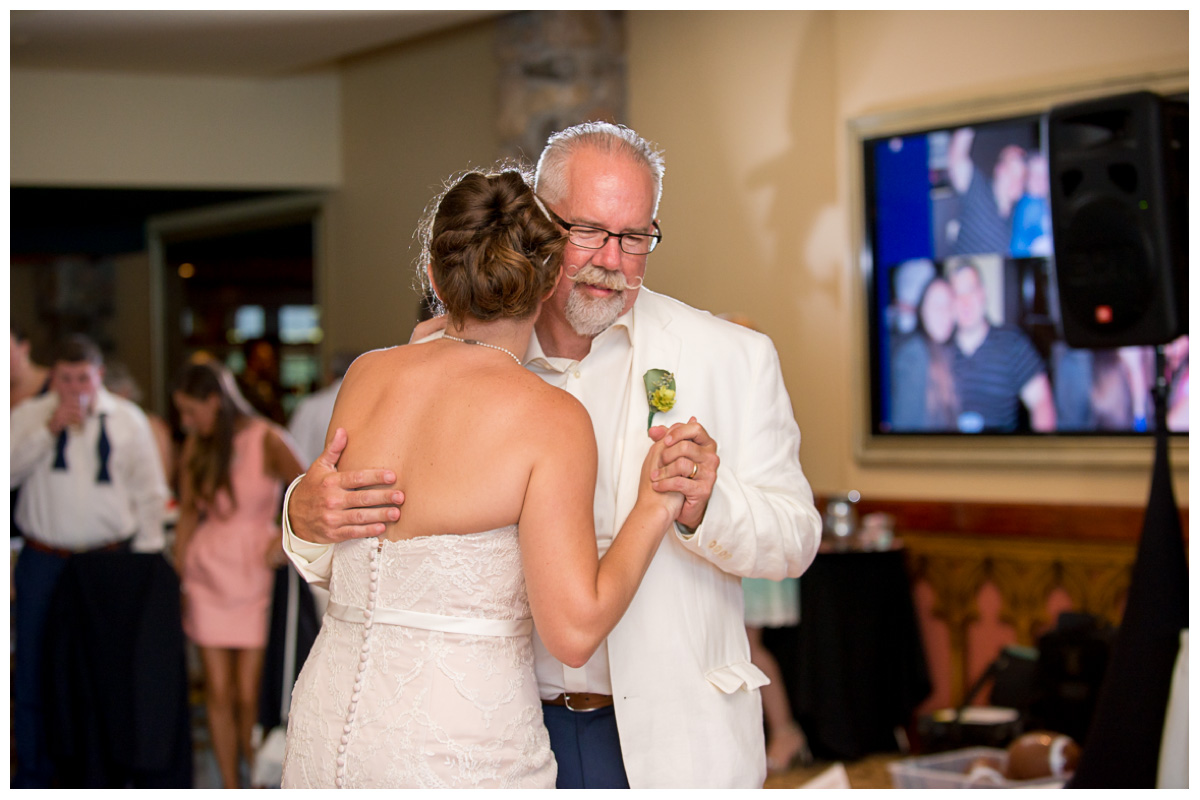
[643,369,676,429]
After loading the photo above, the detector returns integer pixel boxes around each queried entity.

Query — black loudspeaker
[1048,91,1187,348]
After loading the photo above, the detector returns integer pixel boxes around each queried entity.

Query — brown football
[1005,730,1081,781]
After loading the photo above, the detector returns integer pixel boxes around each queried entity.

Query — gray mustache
[566,264,643,291]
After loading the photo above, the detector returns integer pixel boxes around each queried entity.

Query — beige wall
[324,21,501,356]
[834,10,1187,118]
[11,69,341,188]
[627,10,1188,505]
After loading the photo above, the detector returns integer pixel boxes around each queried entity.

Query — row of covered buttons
[335,540,381,788]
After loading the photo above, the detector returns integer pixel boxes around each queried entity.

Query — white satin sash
[326,600,532,638]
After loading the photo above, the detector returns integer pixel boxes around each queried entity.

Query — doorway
[147,193,327,419]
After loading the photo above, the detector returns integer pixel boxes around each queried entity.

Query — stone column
[495,11,627,164]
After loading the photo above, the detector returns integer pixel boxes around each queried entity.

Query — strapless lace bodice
[281,527,556,788]
[328,527,533,624]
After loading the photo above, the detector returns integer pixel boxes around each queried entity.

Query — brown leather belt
[543,692,614,712]
[23,537,131,559]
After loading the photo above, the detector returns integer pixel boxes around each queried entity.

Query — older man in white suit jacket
[586,287,820,787]
[280,123,821,788]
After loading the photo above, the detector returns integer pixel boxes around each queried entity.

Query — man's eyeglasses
[541,202,662,255]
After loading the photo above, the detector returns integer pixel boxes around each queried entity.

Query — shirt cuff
[674,521,697,540]
[280,474,335,585]
[289,531,334,563]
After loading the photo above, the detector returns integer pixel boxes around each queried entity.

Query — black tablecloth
[763,546,931,761]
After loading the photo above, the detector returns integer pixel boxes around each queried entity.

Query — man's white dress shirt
[523,315,635,700]
[10,388,167,552]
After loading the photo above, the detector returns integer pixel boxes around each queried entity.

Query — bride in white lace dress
[280,170,682,788]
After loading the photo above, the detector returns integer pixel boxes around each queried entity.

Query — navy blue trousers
[542,703,630,789]
[13,546,70,788]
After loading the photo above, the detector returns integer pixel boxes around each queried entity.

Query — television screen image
[863,114,1188,437]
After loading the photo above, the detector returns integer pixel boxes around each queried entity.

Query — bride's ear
[425,261,443,303]
[540,257,564,304]
[541,274,560,304]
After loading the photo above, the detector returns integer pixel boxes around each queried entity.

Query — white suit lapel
[613,291,683,529]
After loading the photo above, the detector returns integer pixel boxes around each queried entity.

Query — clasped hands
[648,416,718,531]
[289,421,718,545]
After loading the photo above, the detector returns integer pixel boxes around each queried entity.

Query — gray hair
[534,122,665,217]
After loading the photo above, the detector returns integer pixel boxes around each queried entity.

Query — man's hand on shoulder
[289,427,405,544]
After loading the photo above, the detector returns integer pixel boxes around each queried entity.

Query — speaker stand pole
[1152,344,1169,447]
[1068,342,1188,786]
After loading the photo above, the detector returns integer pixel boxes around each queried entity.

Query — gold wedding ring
[689,463,699,480]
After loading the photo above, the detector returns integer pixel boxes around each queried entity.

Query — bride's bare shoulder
[351,344,405,366]
[344,344,414,374]
[334,345,415,397]
[517,376,593,436]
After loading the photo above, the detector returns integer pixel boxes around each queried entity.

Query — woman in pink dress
[173,360,305,788]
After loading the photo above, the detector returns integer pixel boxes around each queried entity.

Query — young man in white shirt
[10,334,168,787]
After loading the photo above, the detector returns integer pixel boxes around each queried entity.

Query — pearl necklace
[442,333,522,366]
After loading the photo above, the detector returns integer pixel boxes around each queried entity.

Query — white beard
[565,286,625,337]
[563,264,634,337]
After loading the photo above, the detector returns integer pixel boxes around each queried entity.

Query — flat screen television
[852,76,1187,467]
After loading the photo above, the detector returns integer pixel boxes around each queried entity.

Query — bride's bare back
[328,338,594,543]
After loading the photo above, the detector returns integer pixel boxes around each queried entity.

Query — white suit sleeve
[280,474,335,588]
[674,336,821,580]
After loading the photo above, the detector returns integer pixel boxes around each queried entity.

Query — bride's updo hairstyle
[424,169,565,325]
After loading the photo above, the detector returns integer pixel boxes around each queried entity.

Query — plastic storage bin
[888,747,1068,789]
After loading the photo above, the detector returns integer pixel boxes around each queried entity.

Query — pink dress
[182,418,283,649]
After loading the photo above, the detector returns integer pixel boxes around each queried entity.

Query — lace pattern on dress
[281,527,556,788]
